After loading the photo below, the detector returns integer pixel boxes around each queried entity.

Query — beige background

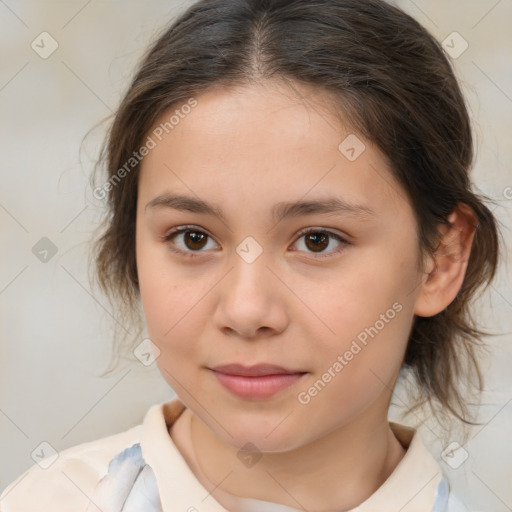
[1,0,511,509]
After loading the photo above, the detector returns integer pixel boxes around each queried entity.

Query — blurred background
[0,0,511,509]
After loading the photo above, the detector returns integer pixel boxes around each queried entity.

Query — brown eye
[163,226,219,258]
[304,232,329,252]
[292,229,348,258]
[183,231,208,250]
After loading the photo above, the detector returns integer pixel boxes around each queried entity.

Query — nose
[213,252,289,340]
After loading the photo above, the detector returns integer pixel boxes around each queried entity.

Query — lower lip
[212,371,305,399]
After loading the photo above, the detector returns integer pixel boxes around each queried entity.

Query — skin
[135,79,476,510]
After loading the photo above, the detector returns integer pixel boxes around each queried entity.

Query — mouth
[209,363,307,399]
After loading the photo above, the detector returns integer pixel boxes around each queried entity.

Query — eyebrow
[145,193,375,223]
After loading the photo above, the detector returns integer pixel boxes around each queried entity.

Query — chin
[204,407,312,454]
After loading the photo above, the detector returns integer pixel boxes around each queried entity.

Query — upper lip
[210,363,305,377]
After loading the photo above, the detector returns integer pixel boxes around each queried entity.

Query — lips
[209,363,307,399]
[211,363,302,377]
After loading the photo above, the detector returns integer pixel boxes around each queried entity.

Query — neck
[187,404,406,511]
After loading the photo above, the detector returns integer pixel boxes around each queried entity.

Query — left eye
[291,229,347,258]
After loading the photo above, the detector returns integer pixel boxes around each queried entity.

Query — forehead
[138,80,410,222]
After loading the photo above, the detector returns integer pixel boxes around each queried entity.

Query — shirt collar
[140,397,444,512]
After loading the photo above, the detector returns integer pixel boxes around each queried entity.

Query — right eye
[162,225,220,258]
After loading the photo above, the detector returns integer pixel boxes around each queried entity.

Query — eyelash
[161,225,349,260]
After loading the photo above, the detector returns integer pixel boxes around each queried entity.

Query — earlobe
[414,204,477,318]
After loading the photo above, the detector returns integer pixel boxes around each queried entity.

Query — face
[135,80,425,453]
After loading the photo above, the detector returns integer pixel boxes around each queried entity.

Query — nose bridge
[227,242,272,302]
[214,241,288,337]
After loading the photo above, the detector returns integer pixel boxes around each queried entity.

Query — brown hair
[90,0,501,425]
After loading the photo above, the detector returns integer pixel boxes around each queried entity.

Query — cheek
[297,293,411,428]
[319,254,413,338]
[136,240,204,349]
[308,251,416,392]
[140,269,204,381]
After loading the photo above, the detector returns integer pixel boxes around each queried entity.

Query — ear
[414,203,477,317]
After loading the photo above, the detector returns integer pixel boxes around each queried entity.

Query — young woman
[1,0,500,510]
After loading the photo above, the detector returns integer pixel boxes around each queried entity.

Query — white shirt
[0,397,469,511]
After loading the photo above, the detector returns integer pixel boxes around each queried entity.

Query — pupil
[306,233,328,252]
[185,231,207,250]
